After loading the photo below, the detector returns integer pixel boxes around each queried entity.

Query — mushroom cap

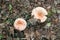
[14,18,27,31]
[31,7,48,16]
[31,7,48,22]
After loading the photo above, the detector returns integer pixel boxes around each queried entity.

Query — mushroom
[31,7,48,22]
[14,18,27,31]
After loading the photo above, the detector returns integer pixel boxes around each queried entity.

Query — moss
[9,4,13,13]
[0,34,3,39]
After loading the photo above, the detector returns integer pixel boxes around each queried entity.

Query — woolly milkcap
[14,18,27,31]
[31,7,48,22]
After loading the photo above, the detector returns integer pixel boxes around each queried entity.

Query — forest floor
[0,0,60,40]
